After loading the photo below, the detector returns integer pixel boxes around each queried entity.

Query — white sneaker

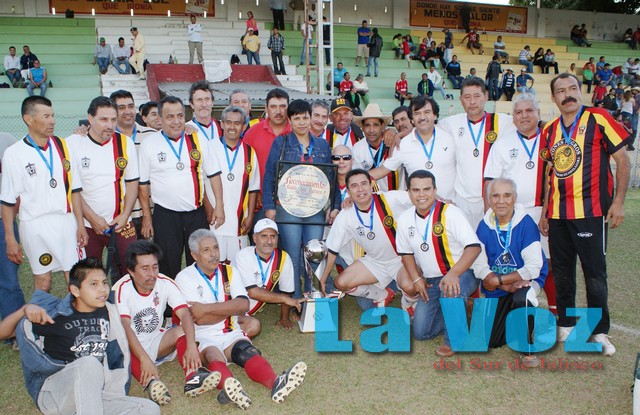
[557,326,573,342]
[592,333,616,356]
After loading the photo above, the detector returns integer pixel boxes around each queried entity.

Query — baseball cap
[520,68,526,72]
[99,37,105,42]
[330,97,352,113]
[506,68,513,72]
[254,218,278,234]
[130,27,137,31]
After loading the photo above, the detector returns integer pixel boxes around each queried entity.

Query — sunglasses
[331,155,352,161]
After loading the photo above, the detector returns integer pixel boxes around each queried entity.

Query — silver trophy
[303,239,328,299]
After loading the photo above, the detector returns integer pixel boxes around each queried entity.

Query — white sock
[400,292,419,310]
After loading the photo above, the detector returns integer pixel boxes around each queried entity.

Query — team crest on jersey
[63,159,71,172]
[383,215,394,228]
[224,281,231,294]
[197,285,203,298]
[578,125,587,135]
[190,149,201,161]
[408,226,415,237]
[157,152,167,163]
[25,163,36,176]
[245,162,252,174]
[39,253,52,266]
[271,270,280,283]
[362,161,372,170]
[116,157,128,170]
[509,148,518,159]
[152,291,160,307]
[458,127,465,137]
[539,148,551,162]
[551,141,582,179]
[432,222,444,236]
[81,157,90,168]
[485,131,497,143]
[356,226,365,236]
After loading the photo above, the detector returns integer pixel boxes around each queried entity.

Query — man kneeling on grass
[12,258,160,414]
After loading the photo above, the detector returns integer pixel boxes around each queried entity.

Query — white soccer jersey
[1,137,82,222]
[119,123,156,146]
[186,119,223,143]
[396,201,480,279]
[483,129,544,210]
[138,130,221,212]
[66,133,139,228]
[204,138,260,237]
[113,274,188,342]
[438,112,516,203]
[232,246,295,315]
[175,263,248,338]
[323,125,360,150]
[326,191,413,262]
[352,138,406,191]
[383,127,456,200]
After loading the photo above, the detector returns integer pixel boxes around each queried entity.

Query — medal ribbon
[161,131,185,163]
[334,126,351,147]
[195,264,219,300]
[355,198,375,234]
[196,121,214,141]
[116,125,137,143]
[467,113,486,153]
[367,143,384,168]
[415,129,436,162]
[255,251,275,286]
[493,215,513,255]
[339,185,347,201]
[419,203,437,244]
[516,129,539,164]
[300,139,314,162]
[559,106,584,145]
[27,134,53,180]
[222,136,241,173]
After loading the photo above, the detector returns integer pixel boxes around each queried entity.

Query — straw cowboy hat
[354,104,392,126]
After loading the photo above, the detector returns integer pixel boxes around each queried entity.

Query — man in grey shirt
[93,37,112,75]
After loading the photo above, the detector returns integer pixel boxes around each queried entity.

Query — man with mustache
[539,73,631,356]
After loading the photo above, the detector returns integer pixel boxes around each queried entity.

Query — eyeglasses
[331,155,352,161]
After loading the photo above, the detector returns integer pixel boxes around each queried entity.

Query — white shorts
[524,206,550,258]
[19,212,84,275]
[212,233,249,263]
[358,255,403,289]
[197,329,249,364]
[139,329,177,364]
[357,44,369,58]
[454,196,484,229]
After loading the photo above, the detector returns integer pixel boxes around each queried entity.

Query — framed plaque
[275,161,337,225]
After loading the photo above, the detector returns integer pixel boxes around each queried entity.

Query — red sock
[244,355,277,389]
[130,352,142,383]
[543,264,557,315]
[207,361,234,389]
[176,335,194,378]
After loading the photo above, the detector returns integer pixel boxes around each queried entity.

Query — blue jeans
[5,69,21,85]
[366,57,378,76]
[447,75,463,89]
[519,60,534,73]
[112,58,131,74]
[412,269,479,346]
[517,86,535,95]
[433,84,446,99]
[488,78,500,100]
[247,50,260,65]
[0,222,25,319]
[300,39,314,65]
[27,81,47,96]
[276,209,324,298]
[96,57,109,72]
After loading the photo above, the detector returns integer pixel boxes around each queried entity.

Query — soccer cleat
[374,287,395,308]
[271,361,307,403]
[520,354,539,368]
[145,378,172,405]
[592,333,616,356]
[557,325,574,342]
[217,378,252,410]
[184,367,221,397]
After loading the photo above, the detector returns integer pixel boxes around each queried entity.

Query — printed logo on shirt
[63,159,71,172]
[245,162,253,174]
[577,232,593,238]
[116,157,128,170]
[81,157,91,168]
[25,162,36,176]
[157,151,167,163]
[39,253,53,266]
[133,307,160,334]
[509,148,518,159]
[432,222,444,236]
[408,225,415,237]
[190,149,201,161]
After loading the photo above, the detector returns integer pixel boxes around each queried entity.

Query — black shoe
[145,378,171,405]
[184,367,221,397]
[271,362,307,403]
[217,378,251,409]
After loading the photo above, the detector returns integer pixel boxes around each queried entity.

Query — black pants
[272,9,285,30]
[152,204,208,279]
[549,217,609,335]
[271,50,285,74]
[489,288,533,348]
[502,87,515,101]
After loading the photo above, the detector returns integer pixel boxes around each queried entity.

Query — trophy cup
[298,239,332,332]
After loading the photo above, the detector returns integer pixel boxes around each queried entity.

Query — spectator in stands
[486,55,502,101]
[322,16,330,66]
[570,25,588,47]
[518,45,533,73]
[592,80,608,104]
[583,57,596,93]
[243,28,261,65]
[339,72,353,96]
[460,2,472,33]
[567,63,577,75]
[141,101,162,131]
[392,34,403,59]
[443,28,454,64]
[596,63,615,88]
[532,47,546,72]
[20,45,37,71]
[435,42,447,68]
[620,90,634,125]
[611,64,625,86]
[544,49,559,74]
[596,56,607,71]
[445,55,464,89]
[602,88,619,115]
[129,27,145,80]
[3,46,21,87]
[268,28,286,75]
[402,35,411,68]
[187,15,203,64]
[421,41,439,69]
[417,73,434,97]
[494,36,509,63]
[621,58,635,83]
[26,59,47,97]
[290,0,305,29]
[93,37,111,75]
[460,28,484,55]
[466,67,482,81]
[516,68,535,95]
[246,11,259,35]
[112,37,131,74]
[425,31,435,47]
[580,24,592,47]
[615,82,625,95]
[356,20,371,68]
[630,58,640,77]
[427,65,448,100]
[632,27,640,51]
[308,2,317,21]
[269,0,286,31]
[327,62,347,91]
[500,68,516,101]
[395,72,414,106]
[366,28,383,77]
[344,85,362,116]
[299,19,314,65]
[623,28,634,49]
[353,74,370,106]
[417,38,429,69]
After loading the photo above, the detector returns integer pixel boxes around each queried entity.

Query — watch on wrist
[497,274,503,286]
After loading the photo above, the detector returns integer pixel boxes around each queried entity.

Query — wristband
[497,274,503,286]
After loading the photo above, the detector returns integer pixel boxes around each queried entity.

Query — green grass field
[2,190,640,414]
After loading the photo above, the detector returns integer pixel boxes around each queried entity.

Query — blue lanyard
[116,125,136,143]
[420,203,436,243]
[415,129,436,161]
[559,106,583,145]
[161,131,185,162]
[467,114,486,151]
[367,143,384,168]
[334,127,351,146]
[516,129,539,162]
[222,136,241,173]
[493,215,513,255]
[27,135,53,179]
[355,198,375,233]
[300,138,314,161]
[196,120,214,141]
[255,251,275,286]
[195,264,219,300]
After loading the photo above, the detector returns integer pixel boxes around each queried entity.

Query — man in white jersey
[370,96,456,201]
[186,81,223,143]
[324,98,364,149]
[113,240,219,406]
[233,219,303,329]
[1,96,88,292]
[67,97,139,281]
[483,94,557,315]
[207,106,260,263]
[138,95,225,279]
[175,229,307,409]
[396,170,480,357]
[352,104,405,191]
[319,169,413,307]
[438,77,516,226]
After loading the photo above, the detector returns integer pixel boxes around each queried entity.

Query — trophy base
[298,292,337,333]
